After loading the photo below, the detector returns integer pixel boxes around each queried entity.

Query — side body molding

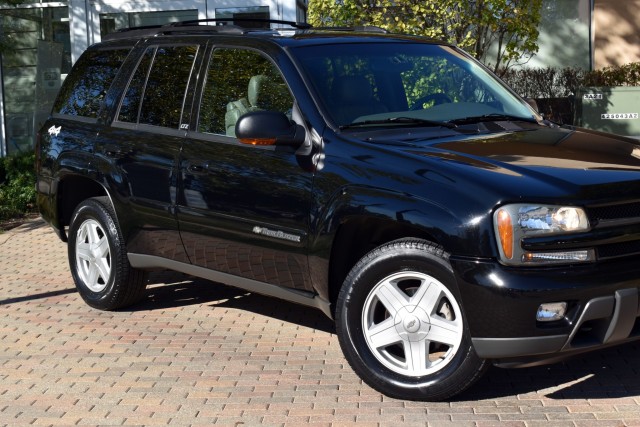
[128,253,333,318]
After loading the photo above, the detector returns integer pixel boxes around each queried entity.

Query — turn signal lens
[523,250,593,263]
[496,208,513,260]
[238,137,276,146]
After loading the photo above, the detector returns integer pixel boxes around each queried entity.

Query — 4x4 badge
[48,125,61,136]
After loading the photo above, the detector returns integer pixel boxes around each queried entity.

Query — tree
[308,0,543,76]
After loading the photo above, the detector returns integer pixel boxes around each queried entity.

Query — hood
[350,124,640,203]
[408,125,640,190]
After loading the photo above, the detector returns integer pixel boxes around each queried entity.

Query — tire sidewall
[68,199,121,308]
[336,241,479,400]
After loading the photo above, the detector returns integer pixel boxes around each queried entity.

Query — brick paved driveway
[1,218,639,426]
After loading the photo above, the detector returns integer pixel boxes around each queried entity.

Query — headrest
[248,75,268,107]
[247,74,290,110]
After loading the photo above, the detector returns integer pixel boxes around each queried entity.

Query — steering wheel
[410,93,453,110]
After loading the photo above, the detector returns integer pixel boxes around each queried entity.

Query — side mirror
[235,111,306,148]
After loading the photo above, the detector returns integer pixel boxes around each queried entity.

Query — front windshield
[291,42,536,128]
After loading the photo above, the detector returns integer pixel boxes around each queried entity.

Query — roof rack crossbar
[169,18,312,30]
[101,18,313,41]
[100,20,394,42]
[101,24,249,41]
[313,25,388,34]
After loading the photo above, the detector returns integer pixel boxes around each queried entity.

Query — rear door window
[117,45,199,129]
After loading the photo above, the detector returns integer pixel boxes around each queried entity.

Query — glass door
[98,9,199,37]
[0,5,70,156]
[88,1,206,45]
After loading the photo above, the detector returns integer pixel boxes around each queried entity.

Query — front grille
[597,240,640,259]
[585,201,640,260]
[588,201,640,223]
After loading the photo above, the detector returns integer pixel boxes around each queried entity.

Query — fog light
[537,302,567,322]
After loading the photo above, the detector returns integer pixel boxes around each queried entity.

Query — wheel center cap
[90,246,98,262]
[403,315,421,333]
[395,307,431,339]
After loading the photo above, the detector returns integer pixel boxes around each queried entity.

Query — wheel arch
[55,173,109,240]
[319,185,467,309]
[328,217,438,307]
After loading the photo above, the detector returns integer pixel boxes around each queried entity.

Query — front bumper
[451,257,640,366]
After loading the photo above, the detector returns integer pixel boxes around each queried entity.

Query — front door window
[198,48,293,137]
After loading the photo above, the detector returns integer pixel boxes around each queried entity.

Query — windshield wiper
[340,117,458,130]
[448,113,537,125]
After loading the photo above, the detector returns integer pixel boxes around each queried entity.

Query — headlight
[493,204,593,265]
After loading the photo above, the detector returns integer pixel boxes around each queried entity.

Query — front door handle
[187,161,210,175]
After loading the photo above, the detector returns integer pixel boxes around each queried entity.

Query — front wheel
[335,239,487,401]
[68,197,147,310]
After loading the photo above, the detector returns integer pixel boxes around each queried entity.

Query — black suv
[36,19,640,401]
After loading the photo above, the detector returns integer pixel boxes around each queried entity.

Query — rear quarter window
[53,48,130,118]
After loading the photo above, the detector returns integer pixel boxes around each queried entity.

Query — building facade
[525,0,640,70]
[0,0,307,157]
[592,0,640,70]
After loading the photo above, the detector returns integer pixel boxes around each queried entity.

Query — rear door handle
[104,144,131,158]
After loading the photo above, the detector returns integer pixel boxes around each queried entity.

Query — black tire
[335,238,488,401]
[68,197,147,310]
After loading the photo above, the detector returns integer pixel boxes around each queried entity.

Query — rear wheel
[335,239,487,401]
[68,197,147,310]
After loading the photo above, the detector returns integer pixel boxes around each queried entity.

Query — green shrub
[498,62,640,125]
[582,62,640,87]
[0,151,36,221]
[500,66,579,99]
[500,62,640,99]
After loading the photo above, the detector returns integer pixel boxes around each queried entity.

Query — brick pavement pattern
[1,218,640,426]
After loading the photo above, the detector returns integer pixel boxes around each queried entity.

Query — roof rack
[172,18,312,30]
[101,25,241,41]
[101,18,312,41]
[100,20,391,42]
[313,25,388,34]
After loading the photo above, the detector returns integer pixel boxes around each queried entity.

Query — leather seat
[225,98,250,136]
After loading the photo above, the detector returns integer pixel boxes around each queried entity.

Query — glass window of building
[99,10,199,37]
[215,6,270,28]
[532,0,591,69]
[0,6,70,155]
